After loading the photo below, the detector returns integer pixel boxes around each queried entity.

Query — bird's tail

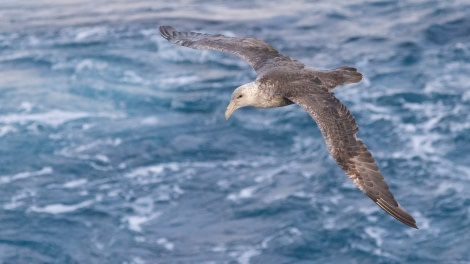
[333,66,363,84]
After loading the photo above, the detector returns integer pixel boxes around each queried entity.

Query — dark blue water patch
[344,35,388,44]
[349,0,402,16]
[169,96,221,114]
[0,239,79,264]
[395,41,423,66]
[425,17,470,45]
[271,228,370,263]
[86,53,148,70]
[0,212,85,263]
[0,136,56,175]
[452,129,470,160]
[396,91,428,103]
[258,15,302,31]
[368,0,398,7]
[374,91,429,110]
[326,10,350,20]
[233,193,313,220]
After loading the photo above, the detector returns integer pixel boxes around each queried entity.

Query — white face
[225,82,257,119]
[231,89,247,105]
[231,82,257,106]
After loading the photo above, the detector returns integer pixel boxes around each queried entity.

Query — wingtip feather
[376,198,418,229]
[159,25,175,40]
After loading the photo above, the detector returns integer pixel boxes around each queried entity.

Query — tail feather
[334,66,363,84]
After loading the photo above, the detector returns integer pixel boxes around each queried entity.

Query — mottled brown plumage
[159,25,418,228]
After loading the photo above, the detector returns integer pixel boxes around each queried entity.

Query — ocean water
[1,0,470,263]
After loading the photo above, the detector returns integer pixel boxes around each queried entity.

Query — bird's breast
[255,95,294,108]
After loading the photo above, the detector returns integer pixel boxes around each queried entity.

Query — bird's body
[159,26,418,229]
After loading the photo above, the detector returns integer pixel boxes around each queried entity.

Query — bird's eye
[237,94,243,99]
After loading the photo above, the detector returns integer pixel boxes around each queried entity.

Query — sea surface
[1,0,470,263]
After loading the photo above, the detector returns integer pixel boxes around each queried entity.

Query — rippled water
[1,0,470,263]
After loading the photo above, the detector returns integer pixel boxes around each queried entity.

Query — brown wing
[287,92,418,228]
[159,26,304,75]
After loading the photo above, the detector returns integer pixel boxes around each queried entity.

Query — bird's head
[225,82,258,120]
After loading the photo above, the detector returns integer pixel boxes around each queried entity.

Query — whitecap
[73,138,122,153]
[94,154,110,163]
[31,200,94,214]
[159,74,200,89]
[124,212,161,232]
[131,196,154,215]
[125,163,180,178]
[3,189,35,210]
[0,167,53,185]
[156,237,174,251]
[121,70,147,84]
[0,125,17,137]
[140,116,161,125]
[261,185,299,204]
[358,204,380,215]
[364,227,386,247]
[235,249,260,264]
[129,256,146,264]
[227,186,258,201]
[19,101,33,112]
[63,179,88,189]
[75,59,108,73]
[74,26,108,41]
[0,110,124,127]
[126,216,149,232]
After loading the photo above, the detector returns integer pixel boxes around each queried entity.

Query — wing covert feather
[159,26,304,75]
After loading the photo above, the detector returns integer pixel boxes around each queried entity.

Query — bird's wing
[159,26,304,75]
[287,92,417,228]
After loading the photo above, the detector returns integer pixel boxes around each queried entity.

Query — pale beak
[225,100,238,120]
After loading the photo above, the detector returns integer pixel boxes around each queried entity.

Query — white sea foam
[131,197,154,215]
[126,216,149,232]
[122,70,146,84]
[262,185,299,204]
[140,116,161,125]
[76,138,122,153]
[3,189,35,210]
[125,163,180,178]
[160,74,200,88]
[63,179,88,189]
[75,59,108,73]
[0,167,53,185]
[31,200,94,214]
[0,125,17,137]
[129,257,145,264]
[74,26,108,41]
[261,227,303,248]
[94,154,110,163]
[234,248,260,264]
[124,212,161,232]
[156,237,174,251]
[0,110,124,127]
[227,186,258,201]
[0,110,87,126]
[364,227,386,247]
[358,204,380,215]
[19,101,33,112]
[57,138,122,162]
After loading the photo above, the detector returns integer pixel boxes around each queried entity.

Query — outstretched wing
[159,26,304,75]
[287,92,418,228]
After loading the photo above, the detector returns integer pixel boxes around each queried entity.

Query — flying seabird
[159,25,418,229]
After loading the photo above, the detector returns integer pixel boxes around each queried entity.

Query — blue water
[1,0,470,263]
